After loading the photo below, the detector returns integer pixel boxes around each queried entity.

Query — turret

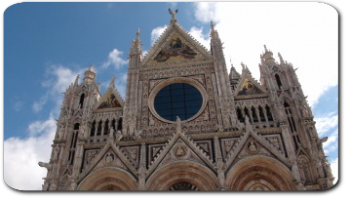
[260,45,276,67]
[210,21,240,129]
[83,64,96,84]
[210,21,231,97]
[123,29,143,137]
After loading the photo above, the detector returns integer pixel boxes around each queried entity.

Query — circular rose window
[154,83,203,122]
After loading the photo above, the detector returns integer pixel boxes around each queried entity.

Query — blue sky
[2,2,339,193]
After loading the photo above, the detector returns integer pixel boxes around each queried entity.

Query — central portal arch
[146,161,219,191]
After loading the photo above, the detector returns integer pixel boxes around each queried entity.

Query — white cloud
[330,157,338,185]
[32,65,82,113]
[322,127,338,154]
[194,2,219,23]
[32,95,48,113]
[314,112,338,136]
[151,25,167,45]
[101,48,128,70]
[6,65,82,190]
[4,117,56,190]
[189,26,210,50]
[27,117,56,137]
[193,2,338,108]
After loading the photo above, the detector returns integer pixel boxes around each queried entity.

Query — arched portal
[168,181,200,191]
[226,156,296,191]
[146,161,219,191]
[77,167,138,191]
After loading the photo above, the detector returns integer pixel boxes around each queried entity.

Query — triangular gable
[145,131,215,179]
[223,128,291,173]
[234,74,268,99]
[94,87,124,111]
[141,23,212,67]
[78,140,138,183]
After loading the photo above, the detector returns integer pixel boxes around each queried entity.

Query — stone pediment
[145,131,215,179]
[141,23,212,68]
[78,140,138,183]
[93,86,124,111]
[234,76,268,99]
[223,128,291,174]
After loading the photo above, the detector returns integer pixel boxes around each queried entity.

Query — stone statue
[168,8,178,20]
[109,127,114,139]
[244,115,250,125]
[52,147,60,160]
[249,141,257,152]
[38,162,52,170]
[116,130,123,142]
[176,146,185,157]
[105,153,114,164]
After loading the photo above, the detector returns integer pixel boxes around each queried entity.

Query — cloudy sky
[1,1,343,197]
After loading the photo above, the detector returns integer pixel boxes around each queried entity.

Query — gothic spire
[74,74,80,86]
[278,52,285,64]
[229,64,241,79]
[241,62,251,74]
[210,21,219,39]
[129,29,143,59]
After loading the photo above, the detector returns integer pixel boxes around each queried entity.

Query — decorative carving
[171,141,189,159]
[168,8,178,21]
[38,162,52,170]
[52,147,60,160]
[104,153,115,165]
[248,141,257,152]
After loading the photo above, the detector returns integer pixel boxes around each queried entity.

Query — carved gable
[142,24,211,67]
[234,76,268,99]
[94,88,123,111]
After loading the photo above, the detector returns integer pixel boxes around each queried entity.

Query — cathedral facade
[39,11,334,191]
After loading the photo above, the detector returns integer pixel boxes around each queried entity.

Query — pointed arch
[275,74,283,89]
[258,105,266,122]
[236,107,244,122]
[297,155,314,184]
[77,167,138,190]
[226,155,296,191]
[146,161,219,191]
[90,120,96,137]
[265,105,273,121]
[79,93,85,108]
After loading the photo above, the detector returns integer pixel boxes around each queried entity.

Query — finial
[136,28,140,39]
[109,76,116,88]
[264,44,268,52]
[74,74,80,85]
[211,21,215,30]
[168,8,178,22]
[89,64,95,72]
[241,62,246,69]
[278,52,284,64]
